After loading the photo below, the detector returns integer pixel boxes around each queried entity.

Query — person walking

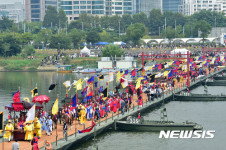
[12,138,20,150]
[63,120,67,141]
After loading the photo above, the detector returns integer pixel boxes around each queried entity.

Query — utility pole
[119,20,121,38]
[82,22,84,31]
[159,26,160,37]
[165,17,166,38]
[175,19,176,38]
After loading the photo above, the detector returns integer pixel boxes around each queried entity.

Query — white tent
[170,48,191,58]
[80,46,90,55]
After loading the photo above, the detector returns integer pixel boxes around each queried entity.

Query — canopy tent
[94,42,109,45]
[32,95,50,104]
[113,41,126,45]
[80,46,90,55]
[170,48,191,58]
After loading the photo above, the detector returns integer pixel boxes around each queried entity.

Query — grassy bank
[0,59,41,70]
[70,57,100,68]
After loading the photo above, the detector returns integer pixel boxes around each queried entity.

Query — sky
[0,0,23,4]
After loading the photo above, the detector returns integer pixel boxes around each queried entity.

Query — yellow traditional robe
[3,124,14,139]
[24,124,33,140]
[34,121,42,137]
[80,109,86,124]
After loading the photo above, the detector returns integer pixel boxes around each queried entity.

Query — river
[71,86,226,150]
[0,72,225,150]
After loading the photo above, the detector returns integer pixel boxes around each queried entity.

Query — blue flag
[124,70,128,75]
[87,76,94,84]
[94,82,98,87]
[72,93,77,107]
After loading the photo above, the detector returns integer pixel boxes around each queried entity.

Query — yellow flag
[76,79,83,90]
[52,98,58,115]
[136,80,141,89]
[116,71,122,82]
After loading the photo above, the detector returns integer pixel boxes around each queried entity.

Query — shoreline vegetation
[0,50,101,71]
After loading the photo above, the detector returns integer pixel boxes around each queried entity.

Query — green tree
[33,29,52,48]
[43,6,58,28]
[99,30,112,42]
[101,44,124,57]
[0,16,14,31]
[21,32,33,46]
[161,26,175,43]
[58,9,67,28]
[148,9,163,35]
[133,12,148,26]
[121,14,133,33]
[86,30,100,43]
[49,33,71,49]
[109,15,121,31]
[68,29,85,48]
[100,15,110,29]
[194,20,212,42]
[126,23,146,45]
[22,45,35,57]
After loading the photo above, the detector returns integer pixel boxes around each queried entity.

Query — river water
[0,72,225,150]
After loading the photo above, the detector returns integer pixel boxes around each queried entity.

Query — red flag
[78,121,96,133]
[12,91,20,103]
[131,69,136,77]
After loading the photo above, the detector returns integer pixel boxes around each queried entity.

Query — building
[133,0,162,16]
[179,0,226,16]
[0,2,25,23]
[25,0,58,22]
[60,0,133,22]
[162,0,182,13]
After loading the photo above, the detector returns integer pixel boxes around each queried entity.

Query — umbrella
[32,95,50,104]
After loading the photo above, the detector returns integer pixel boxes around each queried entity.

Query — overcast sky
[0,0,23,4]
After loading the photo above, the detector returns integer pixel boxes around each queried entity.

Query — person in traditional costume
[112,98,117,113]
[31,133,39,150]
[24,122,33,141]
[94,103,100,121]
[47,116,53,136]
[86,104,93,121]
[80,106,86,124]
[34,117,42,138]
[100,103,106,118]
[3,120,14,142]
[138,95,143,107]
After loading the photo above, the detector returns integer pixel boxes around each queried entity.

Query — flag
[121,79,128,88]
[26,104,35,122]
[136,80,141,89]
[124,70,128,75]
[138,68,143,72]
[87,76,94,84]
[109,72,114,82]
[76,79,83,90]
[94,82,98,88]
[72,93,77,107]
[97,74,104,80]
[99,86,103,93]
[168,70,173,79]
[63,81,71,88]
[52,98,58,115]
[81,87,88,97]
[141,69,145,76]
[12,91,20,103]
[131,69,136,77]
[102,88,108,99]
[48,84,57,92]
[150,75,155,82]
[116,71,122,81]
[78,121,96,133]
[31,87,38,98]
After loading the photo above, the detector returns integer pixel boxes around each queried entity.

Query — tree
[101,44,124,57]
[195,20,212,42]
[22,45,35,57]
[126,23,146,45]
[109,15,121,31]
[99,30,112,42]
[0,33,21,57]
[33,29,52,48]
[68,29,85,48]
[121,14,133,33]
[133,12,148,26]
[100,15,110,29]
[21,32,33,46]
[148,9,163,35]
[49,33,71,49]
[86,30,100,43]
[58,9,67,28]
[161,26,175,42]
[43,6,58,28]
[0,16,14,31]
